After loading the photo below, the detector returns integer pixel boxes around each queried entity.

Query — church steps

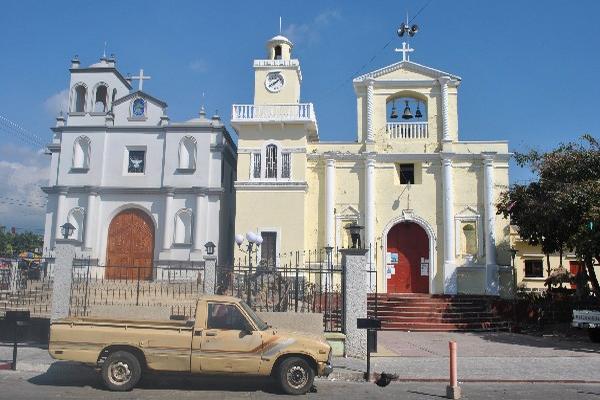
[367,294,510,332]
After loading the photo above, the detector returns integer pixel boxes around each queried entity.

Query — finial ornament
[279,16,282,34]
[395,42,414,62]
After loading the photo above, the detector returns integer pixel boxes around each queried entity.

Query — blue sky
[1,0,599,232]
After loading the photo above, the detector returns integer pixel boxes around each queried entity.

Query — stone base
[324,332,346,356]
[446,385,461,399]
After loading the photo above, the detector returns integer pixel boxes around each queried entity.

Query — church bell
[390,101,398,119]
[415,102,422,119]
[402,100,413,119]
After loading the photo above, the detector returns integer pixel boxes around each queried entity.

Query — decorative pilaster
[366,78,375,142]
[483,152,499,294]
[364,156,376,272]
[325,158,336,247]
[83,188,98,250]
[54,187,68,242]
[193,192,206,252]
[439,76,451,142]
[162,188,174,250]
[441,154,457,294]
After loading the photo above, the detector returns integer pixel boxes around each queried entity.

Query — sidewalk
[2,331,600,382]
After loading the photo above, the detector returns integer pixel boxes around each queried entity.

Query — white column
[483,153,499,294]
[325,158,336,247]
[366,79,375,142]
[439,76,451,142]
[54,187,68,241]
[483,154,497,265]
[442,155,457,294]
[193,192,205,252]
[83,188,97,249]
[364,156,376,264]
[162,188,174,250]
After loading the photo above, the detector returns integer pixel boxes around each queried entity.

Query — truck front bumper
[317,362,333,377]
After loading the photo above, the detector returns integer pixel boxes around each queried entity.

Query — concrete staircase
[367,293,510,332]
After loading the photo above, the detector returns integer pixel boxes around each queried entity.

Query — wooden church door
[386,222,429,293]
[106,209,155,280]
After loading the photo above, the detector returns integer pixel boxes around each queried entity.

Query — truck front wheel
[277,356,315,395]
[589,328,600,343]
[101,350,142,391]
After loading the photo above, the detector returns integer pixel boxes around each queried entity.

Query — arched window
[462,223,478,256]
[178,136,197,170]
[73,85,87,113]
[174,208,193,244]
[93,84,108,112]
[72,136,91,169]
[265,144,278,178]
[67,207,85,241]
[274,45,282,60]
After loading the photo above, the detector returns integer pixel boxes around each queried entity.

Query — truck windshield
[240,301,269,331]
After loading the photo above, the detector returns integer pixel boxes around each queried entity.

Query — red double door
[386,222,429,293]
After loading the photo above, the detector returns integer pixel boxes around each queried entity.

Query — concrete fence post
[340,248,369,358]
[50,239,78,320]
[203,255,217,295]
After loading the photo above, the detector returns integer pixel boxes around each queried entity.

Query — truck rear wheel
[589,328,600,343]
[101,350,142,391]
[277,356,315,395]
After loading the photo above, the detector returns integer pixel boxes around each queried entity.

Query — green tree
[497,135,600,295]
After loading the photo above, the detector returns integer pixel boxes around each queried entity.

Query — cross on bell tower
[395,42,414,62]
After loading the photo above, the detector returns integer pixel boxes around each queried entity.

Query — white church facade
[42,55,236,277]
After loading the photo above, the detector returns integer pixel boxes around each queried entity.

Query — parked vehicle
[49,295,332,394]
[572,309,600,342]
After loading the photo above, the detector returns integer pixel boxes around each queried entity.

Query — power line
[0,115,46,148]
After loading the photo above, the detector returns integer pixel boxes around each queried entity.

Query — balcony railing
[387,122,429,139]
[232,103,315,122]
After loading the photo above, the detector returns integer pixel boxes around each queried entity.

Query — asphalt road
[1,365,600,400]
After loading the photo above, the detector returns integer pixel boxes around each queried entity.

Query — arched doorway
[106,208,155,280]
[386,222,429,293]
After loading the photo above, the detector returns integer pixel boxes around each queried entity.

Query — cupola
[266,35,293,60]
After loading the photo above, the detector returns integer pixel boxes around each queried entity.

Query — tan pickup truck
[49,295,332,394]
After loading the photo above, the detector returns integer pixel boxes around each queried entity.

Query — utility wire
[0,115,47,148]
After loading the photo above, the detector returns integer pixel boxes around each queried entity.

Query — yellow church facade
[232,35,513,295]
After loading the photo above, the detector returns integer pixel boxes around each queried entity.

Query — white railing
[232,103,315,122]
[387,122,429,139]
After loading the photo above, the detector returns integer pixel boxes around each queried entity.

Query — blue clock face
[132,98,145,117]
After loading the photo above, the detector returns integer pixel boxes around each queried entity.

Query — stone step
[377,321,510,331]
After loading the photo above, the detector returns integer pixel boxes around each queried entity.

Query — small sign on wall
[386,265,395,279]
[386,252,398,264]
[420,257,429,276]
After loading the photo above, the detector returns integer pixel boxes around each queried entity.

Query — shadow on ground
[470,328,600,355]
[28,362,283,394]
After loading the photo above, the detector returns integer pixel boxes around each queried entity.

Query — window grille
[252,153,261,178]
[524,260,544,278]
[281,152,291,178]
[266,144,278,178]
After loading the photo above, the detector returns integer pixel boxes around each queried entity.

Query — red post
[446,341,461,399]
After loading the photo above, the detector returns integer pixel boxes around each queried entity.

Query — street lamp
[60,222,75,239]
[235,231,263,306]
[509,247,518,268]
[204,241,216,256]
[344,222,364,249]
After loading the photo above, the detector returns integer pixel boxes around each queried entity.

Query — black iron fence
[0,255,56,317]
[69,258,206,317]
[217,250,345,332]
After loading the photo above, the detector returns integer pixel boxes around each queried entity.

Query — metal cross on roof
[394,42,414,62]
[129,69,151,91]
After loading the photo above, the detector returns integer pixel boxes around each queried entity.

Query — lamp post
[235,232,263,306]
[60,222,75,240]
[345,222,364,249]
[204,241,216,256]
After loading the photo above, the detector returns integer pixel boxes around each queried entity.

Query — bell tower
[253,35,302,105]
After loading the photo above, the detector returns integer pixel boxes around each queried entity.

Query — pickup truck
[49,295,333,394]
[572,309,600,342]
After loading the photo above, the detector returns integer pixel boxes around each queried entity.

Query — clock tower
[253,35,302,105]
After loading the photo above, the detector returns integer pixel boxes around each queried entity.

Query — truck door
[192,302,263,374]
